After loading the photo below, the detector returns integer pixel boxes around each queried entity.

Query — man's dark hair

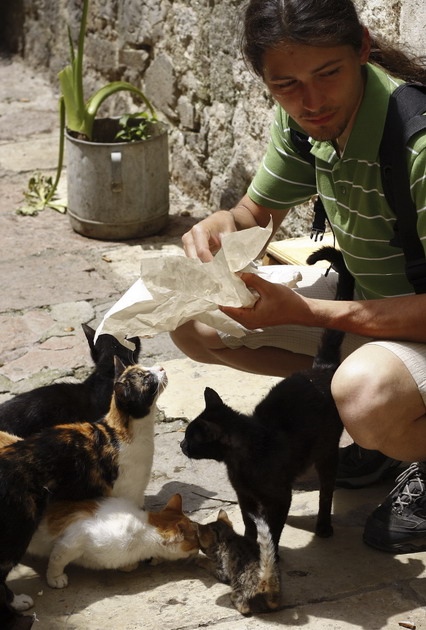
[242,0,426,83]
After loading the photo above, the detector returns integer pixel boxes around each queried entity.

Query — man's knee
[170,320,226,364]
[331,348,394,450]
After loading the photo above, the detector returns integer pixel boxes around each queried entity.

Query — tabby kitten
[28,493,199,589]
[181,247,354,553]
[0,358,166,616]
[0,323,141,437]
[196,510,281,615]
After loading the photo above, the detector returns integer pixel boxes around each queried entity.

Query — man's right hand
[181,210,238,262]
[181,194,282,262]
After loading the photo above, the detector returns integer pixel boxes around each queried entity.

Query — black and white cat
[0,323,141,437]
[0,358,166,620]
[181,247,354,554]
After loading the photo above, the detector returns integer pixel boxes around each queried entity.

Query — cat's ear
[164,493,183,513]
[196,522,215,547]
[114,356,127,380]
[128,336,141,362]
[114,380,127,401]
[81,323,96,351]
[218,509,233,527]
[204,387,224,408]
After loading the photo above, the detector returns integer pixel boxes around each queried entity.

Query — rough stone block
[144,53,177,116]
[177,95,198,130]
[119,48,150,73]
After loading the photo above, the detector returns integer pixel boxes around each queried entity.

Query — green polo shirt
[248,63,426,299]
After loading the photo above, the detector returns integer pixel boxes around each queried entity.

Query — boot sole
[363,533,426,553]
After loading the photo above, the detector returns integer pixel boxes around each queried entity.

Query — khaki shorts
[219,264,426,405]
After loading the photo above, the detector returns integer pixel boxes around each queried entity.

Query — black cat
[181,247,354,554]
[0,323,140,437]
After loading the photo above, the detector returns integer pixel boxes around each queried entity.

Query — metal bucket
[66,118,169,240]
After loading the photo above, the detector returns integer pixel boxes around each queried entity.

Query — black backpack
[290,83,426,294]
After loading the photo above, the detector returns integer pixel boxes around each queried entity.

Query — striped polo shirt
[248,63,426,300]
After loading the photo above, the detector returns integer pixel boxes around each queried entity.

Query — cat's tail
[306,246,355,370]
[250,515,281,612]
[306,245,354,303]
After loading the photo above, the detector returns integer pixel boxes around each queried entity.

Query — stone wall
[1,0,425,235]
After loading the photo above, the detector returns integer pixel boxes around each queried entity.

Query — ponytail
[369,35,426,84]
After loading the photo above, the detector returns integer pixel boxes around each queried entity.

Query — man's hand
[182,210,238,262]
[181,195,280,262]
[220,273,312,329]
[222,274,426,345]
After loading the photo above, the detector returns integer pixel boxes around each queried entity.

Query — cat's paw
[315,522,333,538]
[11,592,34,611]
[148,557,164,566]
[119,562,139,572]
[47,572,69,589]
[194,556,211,571]
[231,592,251,616]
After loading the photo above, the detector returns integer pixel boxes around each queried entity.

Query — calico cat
[0,358,166,616]
[196,509,280,615]
[0,323,141,437]
[181,247,354,553]
[27,493,199,589]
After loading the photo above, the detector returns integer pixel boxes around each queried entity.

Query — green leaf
[84,82,156,139]
[59,64,88,135]
[16,172,67,216]
[113,111,156,142]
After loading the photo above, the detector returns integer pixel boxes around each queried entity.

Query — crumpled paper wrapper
[95,219,301,346]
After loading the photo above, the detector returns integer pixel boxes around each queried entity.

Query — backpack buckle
[310,227,325,242]
[310,197,327,241]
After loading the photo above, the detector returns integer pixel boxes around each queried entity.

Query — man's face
[262,38,370,144]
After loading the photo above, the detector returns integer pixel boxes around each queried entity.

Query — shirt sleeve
[247,106,318,210]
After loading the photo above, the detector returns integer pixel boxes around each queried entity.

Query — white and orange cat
[27,493,199,589]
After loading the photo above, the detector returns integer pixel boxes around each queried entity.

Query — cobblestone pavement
[1,54,425,630]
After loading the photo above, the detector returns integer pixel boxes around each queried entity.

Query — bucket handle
[111,151,122,192]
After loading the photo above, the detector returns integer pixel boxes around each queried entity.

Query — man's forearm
[303,293,426,342]
[229,194,289,234]
[221,274,426,344]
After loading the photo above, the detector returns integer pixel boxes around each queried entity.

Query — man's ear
[359,26,371,65]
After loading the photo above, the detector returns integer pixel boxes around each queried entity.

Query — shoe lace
[391,462,426,514]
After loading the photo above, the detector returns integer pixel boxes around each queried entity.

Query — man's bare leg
[170,320,313,377]
[332,344,426,461]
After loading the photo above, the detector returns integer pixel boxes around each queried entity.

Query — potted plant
[18,0,169,240]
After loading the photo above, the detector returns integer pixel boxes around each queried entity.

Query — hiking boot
[363,462,426,553]
[336,443,401,489]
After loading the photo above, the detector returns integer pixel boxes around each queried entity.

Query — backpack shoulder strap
[289,128,328,240]
[379,83,426,294]
[289,128,316,167]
